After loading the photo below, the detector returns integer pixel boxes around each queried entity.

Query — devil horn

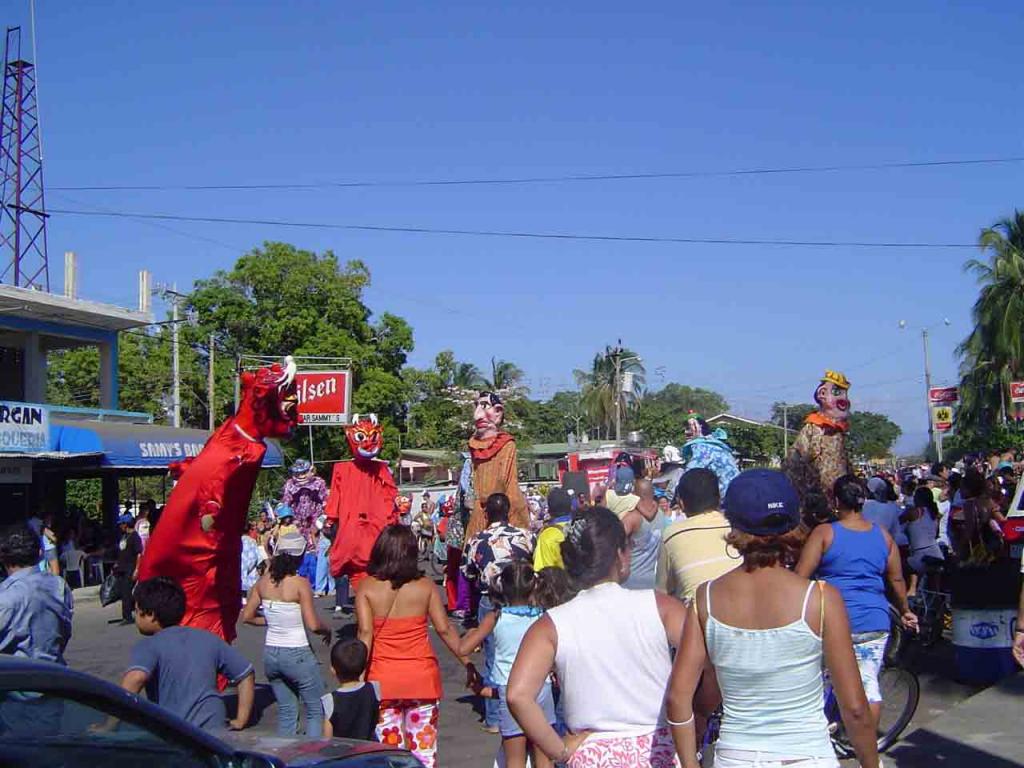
[280,356,297,386]
[368,413,379,425]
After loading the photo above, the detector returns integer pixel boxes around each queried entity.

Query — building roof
[0,284,152,332]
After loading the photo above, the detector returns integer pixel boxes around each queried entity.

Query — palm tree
[957,210,1024,430]
[487,357,525,392]
[452,362,486,390]
[573,345,646,439]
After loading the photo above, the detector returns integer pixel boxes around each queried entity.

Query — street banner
[295,371,352,425]
[928,386,959,405]
[931,405,954,433]
[1010,382,1024,404]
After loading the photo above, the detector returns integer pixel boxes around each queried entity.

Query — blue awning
[49,418,284,469]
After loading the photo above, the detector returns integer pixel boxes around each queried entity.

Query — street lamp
[612,345,642,442]
[899,319,951,461]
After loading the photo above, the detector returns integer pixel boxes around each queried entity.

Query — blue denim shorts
[496,681,555,738]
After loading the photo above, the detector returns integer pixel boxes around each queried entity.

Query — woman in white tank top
[507,506,687,767]
[242,530,332,737]
[665,470,880,768]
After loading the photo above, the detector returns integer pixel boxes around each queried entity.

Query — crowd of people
[2,439,1024,768]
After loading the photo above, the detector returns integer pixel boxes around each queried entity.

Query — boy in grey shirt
[121,577,254,731]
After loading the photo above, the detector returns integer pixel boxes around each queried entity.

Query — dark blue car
[0,656,422,768]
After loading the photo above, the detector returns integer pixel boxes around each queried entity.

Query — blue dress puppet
[680,412,740,497]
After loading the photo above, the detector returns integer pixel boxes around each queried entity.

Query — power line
[47,208,977,249]
[48,155,1024,192]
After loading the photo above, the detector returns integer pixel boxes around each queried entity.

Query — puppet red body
[324,415,398,590]
[139,359,298,643]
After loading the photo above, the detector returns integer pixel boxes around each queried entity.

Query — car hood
[223,733,405,766]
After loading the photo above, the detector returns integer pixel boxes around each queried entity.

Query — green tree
[46,330,207,424]
[633,384,730,446]
[185,242,413,463]
[404,352,474,453]
[957,210,1024,433]
[573,345,646,439]
[848,412,902,459]
[487,358,525,392]
[770,402,817,431]
[726,422,784,465]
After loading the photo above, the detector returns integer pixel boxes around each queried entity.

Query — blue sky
[7,1,1023,452]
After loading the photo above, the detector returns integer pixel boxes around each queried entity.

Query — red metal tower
[0,26,49,291]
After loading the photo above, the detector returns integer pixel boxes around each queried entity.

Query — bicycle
[699,607,919,762]
[908,556,952,647]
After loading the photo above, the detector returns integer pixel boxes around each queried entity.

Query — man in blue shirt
[0,523,74,664]
[0,524,74,735]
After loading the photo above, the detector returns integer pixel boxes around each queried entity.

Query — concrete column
[99,334,119,410]
[22,332,46,404]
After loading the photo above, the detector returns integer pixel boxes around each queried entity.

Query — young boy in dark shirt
[321,638,380,740]
[119,577,254,731]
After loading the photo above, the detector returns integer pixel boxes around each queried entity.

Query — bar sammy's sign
[296,371,351,425]
[0,402,49,453]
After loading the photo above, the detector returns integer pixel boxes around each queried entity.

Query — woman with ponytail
[796,475,917,734]
[506,507,688,767]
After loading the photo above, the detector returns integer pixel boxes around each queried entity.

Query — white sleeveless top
[264,600,309,648]
[704,580,833,758]
[547,582,671,735]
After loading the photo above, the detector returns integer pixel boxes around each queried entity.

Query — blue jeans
[335,575,351,608]
[478,593,498,728]
[264,646,324,737]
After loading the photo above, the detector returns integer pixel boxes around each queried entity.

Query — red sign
[295,371,351,425]
[928,387,959,405]
[1010,382,1024,404]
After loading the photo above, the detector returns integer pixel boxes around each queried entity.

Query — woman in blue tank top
[796,475,917,733]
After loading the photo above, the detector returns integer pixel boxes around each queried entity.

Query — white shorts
[715,749,839,768]
[852,633,889,703]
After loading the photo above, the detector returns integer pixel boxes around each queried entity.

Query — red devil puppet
[324,414,398,592]
[139,357,298,643]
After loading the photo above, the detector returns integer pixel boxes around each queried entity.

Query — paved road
[67,592,498,766]
[66,590,994,768]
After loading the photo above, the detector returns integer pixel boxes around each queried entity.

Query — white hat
[662,445,683,464]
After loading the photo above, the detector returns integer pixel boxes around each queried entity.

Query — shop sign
[928,386,959,405]
[1010,382,1024,404]
[0,402,48,453]
[931,405,954,433]
[0,458,31,484]
[296,371,351,425]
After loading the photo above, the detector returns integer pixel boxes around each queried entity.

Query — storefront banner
[0,402,49,453]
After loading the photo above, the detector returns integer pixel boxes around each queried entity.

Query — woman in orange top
[356,525,475,768]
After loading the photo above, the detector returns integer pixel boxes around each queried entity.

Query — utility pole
[155,283,189,429]
[614,347,622,443]
[207,333,215,430]
[782,403,789,455]
[921,328,941,462]
[171,289,180,428]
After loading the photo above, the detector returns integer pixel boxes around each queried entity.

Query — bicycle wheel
[876,666,920,753]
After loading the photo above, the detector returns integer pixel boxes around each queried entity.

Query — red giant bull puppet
[324,414,398,591]
[465,391,529,539]
[139,357,298,643]
[783,370,852,522]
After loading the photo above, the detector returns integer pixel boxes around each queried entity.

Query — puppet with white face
[464,391,529,539]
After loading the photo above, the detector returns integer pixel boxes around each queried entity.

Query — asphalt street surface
[67,588,986,768]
